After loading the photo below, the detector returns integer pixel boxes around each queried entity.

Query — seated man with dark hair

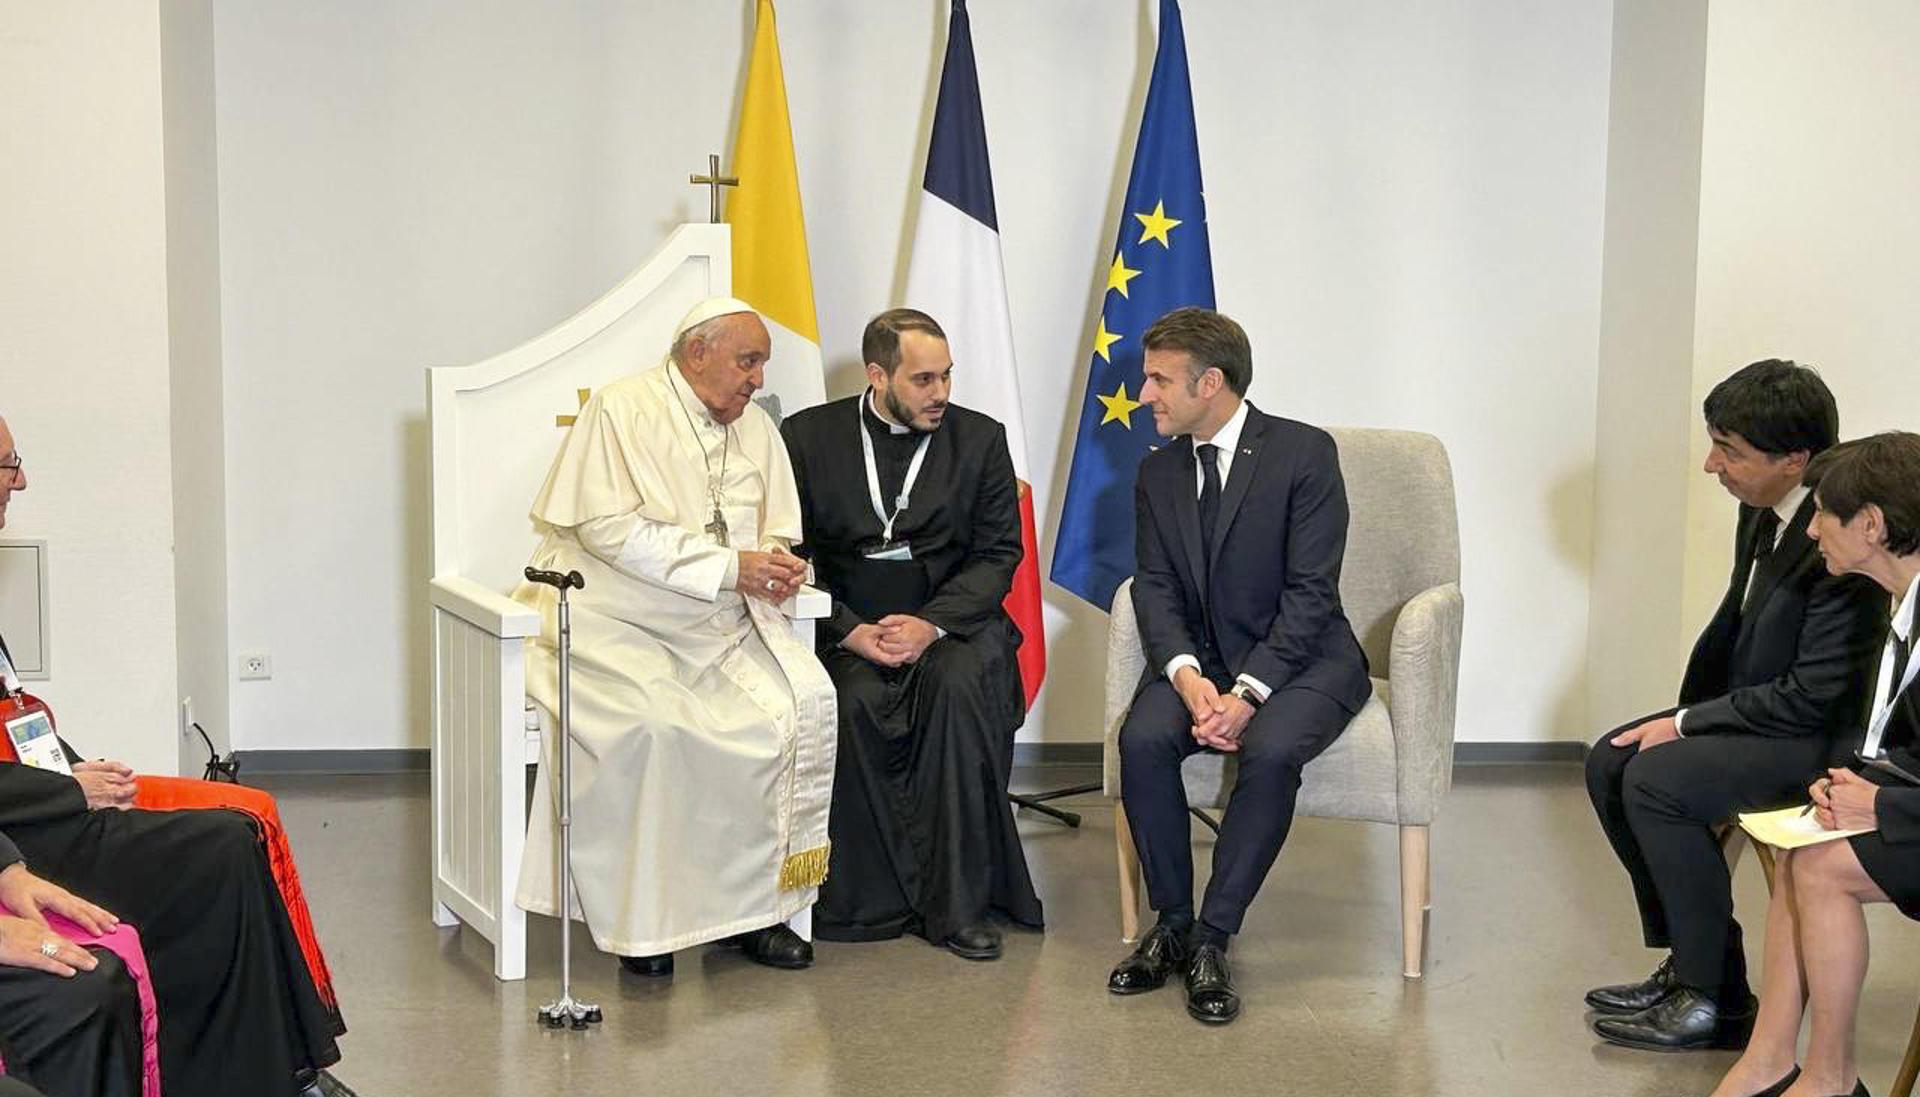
[0,414,358,1097]
[780,308,1043,961]
[1584,361,1887,1052]
[1107,308,1372,1025]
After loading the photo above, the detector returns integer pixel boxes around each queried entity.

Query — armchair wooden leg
[1896,995,1920,1097]
[1115,801,1144,943]
[1400,824,1430,979]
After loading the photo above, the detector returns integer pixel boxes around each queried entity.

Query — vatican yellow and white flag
[726,0,825,419]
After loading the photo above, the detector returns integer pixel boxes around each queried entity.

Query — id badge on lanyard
[860,405,931,563]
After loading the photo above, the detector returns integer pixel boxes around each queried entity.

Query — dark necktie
[1197,443,1222,557]
[1741,508,1781,611]
[1891,630,1912,705]
[1751,508,1781,565]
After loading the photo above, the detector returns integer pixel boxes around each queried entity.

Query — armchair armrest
[780,584,831,621]
[430,575,540,639]
[1386,581,1465,825]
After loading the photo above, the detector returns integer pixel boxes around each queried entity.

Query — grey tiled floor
[265,764,1920,1096]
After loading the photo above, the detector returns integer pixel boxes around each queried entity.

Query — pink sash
[0,906,162,1097]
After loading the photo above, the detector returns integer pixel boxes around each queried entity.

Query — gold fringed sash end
[778,844,831,891]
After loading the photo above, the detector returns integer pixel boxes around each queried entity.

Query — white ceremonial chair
[426,222,826,980]
[1102,427,1465,978]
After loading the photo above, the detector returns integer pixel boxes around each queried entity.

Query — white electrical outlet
[239,652,272,680]
[180,696,194,741]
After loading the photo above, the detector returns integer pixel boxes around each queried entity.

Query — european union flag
[1050,0,1215,610]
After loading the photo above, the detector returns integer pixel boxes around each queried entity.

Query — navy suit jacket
[1130,404,1371,714]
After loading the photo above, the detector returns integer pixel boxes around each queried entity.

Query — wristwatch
[1228,682,1264,709]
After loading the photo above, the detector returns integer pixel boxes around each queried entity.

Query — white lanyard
[0,644,17,693]
[860,399,932,543]
[1862,631,1920,758]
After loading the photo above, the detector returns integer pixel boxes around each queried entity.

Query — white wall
[1686,2,1920,632]
[208,0,1617,751]
[1586,0,1707,731]
[162,0,233,772]
[0,2,182,774]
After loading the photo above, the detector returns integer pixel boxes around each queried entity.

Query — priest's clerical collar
[864,389,912,435]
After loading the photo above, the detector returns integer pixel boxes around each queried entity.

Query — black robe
[0,634,343,1097]
[781,395,1043,943]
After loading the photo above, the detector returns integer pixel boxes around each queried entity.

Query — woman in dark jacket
[1712,432,1920,1097]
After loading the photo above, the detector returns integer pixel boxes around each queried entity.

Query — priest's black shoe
[1183,943,1240,1025]
[1585,954,1680,1015]
[619,953,674,977]
[1591,987,1756,1051]
[943,922,1002,961]
[1107,922,1189,995]
[298,1070,363,1097]
[725,924,814,969]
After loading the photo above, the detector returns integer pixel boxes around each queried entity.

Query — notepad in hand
[1738,805,1874,850]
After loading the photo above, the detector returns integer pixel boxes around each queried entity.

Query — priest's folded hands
[842,614,940,667]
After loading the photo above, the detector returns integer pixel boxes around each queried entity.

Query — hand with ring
[736,548,807,604]
[0,913,98,977]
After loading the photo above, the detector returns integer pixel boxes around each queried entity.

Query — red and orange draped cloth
[0,692,338,1017]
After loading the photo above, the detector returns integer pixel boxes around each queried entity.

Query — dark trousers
[1584,714,1827,999]
[1119,679,1349,934]
[0,946,143,1097]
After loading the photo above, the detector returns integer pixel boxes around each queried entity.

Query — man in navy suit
[1105,308,1372,1025]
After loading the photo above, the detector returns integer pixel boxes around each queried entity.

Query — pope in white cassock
[513,297,837,976]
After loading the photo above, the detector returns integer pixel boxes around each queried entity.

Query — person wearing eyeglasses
[1710,432,1920,1097]
[0,415,359,1097]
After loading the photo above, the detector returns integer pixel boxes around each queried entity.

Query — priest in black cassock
[780,309,1043,961]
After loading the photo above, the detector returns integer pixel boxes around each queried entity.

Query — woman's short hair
[1805,431,1920,556]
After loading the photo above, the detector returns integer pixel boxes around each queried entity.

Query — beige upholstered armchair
[1102,427,1464,978]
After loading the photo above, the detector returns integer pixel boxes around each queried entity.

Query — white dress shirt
[1676,483,1812,735]
[1861,570,1920,759]
[1162,400,1272,703]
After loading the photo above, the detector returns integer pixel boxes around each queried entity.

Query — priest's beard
[881,385,943,434]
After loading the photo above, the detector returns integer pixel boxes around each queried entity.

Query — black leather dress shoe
[298,1070,363,1097]
[1107,923,1189,995]
[1591,987,1756,1051]
[619,953,674,977]
[943,922,1002,961]
[1184,943,1240,1025]
[725,924,814,969]
[1585,955,1680,1015]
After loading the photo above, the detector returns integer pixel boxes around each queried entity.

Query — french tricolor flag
[904,0,1046,707]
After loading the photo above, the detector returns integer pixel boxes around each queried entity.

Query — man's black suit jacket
[1130,404,1371,715]
[1676,493,1885,740]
